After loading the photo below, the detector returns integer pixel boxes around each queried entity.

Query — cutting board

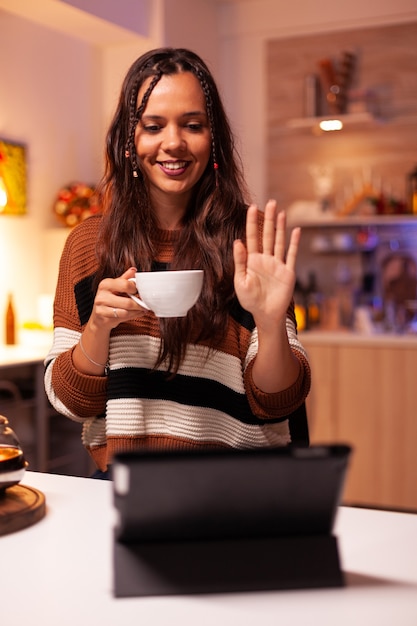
[0,484,46,536]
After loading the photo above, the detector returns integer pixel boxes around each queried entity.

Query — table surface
[1,471,417,626]
[0,342,50,368]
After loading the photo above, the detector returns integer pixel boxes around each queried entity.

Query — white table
[2,471,417,626]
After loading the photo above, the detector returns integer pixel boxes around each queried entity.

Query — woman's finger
[233,239,248,282]
[245,204,260,255]
[285,227,301,271]
[262,199,277,255]
[273,210,286,260]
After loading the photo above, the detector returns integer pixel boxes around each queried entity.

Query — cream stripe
[44,327,80,362]
[111,335,247,392]
[287,317,309,360]
[245,328,258,369]
[104,398,290,448]
[82,417,106,448]
[44,330,87,424]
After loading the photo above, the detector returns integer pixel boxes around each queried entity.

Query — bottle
[294,279,307,332]
[306,272,322,329]
[304,74,320,117]
[5,293,16,345]
[407,165,417,215]
[335,263,354,329]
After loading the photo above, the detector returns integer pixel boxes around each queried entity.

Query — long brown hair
[95,48,250,373]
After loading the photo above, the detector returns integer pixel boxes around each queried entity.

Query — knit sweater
[44,215,311,471]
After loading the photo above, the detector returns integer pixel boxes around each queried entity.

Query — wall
[0,10,103,328]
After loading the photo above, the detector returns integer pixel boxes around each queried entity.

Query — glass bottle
[306,272,322,329]
[5,293,16,345]
[407,165,417,215]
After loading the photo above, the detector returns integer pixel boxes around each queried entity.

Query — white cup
[128,270,203,318]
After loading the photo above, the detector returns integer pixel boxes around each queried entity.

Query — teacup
[128,270,203,318]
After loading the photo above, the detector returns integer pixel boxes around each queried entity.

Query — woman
[44,48,311,477]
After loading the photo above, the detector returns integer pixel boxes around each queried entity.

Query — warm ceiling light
[319,119,343,132]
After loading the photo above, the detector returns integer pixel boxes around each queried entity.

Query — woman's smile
[157,160,190,175]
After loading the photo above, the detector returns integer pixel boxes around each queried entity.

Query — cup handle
[128,277,151,311]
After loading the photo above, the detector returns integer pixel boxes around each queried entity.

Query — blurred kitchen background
[267,21,417,335]
[1,1,417,510]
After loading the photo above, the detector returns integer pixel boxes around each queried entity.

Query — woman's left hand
[233,200,300,331]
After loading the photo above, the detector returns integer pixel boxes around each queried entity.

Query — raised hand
[233,199,300,331]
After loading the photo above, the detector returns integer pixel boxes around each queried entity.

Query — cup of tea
[128,269,203,318]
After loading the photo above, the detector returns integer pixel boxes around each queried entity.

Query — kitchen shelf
[285,111,383,133]
[283,112,417,135]
[288,214,417,228]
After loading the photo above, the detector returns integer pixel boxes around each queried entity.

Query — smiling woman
[44,47,310,477]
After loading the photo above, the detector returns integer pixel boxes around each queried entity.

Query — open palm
[233,200,300,328]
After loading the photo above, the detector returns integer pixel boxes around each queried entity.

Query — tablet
[113,444,351,544]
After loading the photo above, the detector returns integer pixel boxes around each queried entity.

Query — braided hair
[95,48,249,373]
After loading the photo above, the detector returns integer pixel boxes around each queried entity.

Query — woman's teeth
[161,161,187,170]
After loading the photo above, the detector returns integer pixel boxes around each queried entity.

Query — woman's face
[135,71,212,210]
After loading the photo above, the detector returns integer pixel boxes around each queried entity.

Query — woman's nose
[163,125,186,151]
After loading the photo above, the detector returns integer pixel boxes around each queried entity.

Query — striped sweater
[44,215,311,471]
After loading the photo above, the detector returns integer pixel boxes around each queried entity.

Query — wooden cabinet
[302,333,417,511]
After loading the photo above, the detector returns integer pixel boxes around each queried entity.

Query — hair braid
[194,68,219,184]
[125,71,162,177]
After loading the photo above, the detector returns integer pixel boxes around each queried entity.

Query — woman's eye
[186,123,203,132]
[143,124,161,133]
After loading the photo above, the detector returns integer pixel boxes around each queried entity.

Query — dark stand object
[114,533,343,597]
[112,444,351,597]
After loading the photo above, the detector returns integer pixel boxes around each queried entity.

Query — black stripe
[107,367,287,426]
[151,261,169,271]
[229,298,255,332]
[74,274,96,326]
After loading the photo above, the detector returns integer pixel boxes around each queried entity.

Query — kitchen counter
[300,329,417,347]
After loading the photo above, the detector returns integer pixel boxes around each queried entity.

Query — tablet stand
[113,533,344,597]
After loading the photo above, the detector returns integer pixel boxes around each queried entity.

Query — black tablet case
[112,444,351,597]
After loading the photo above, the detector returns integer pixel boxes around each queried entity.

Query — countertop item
[0,414,28,490]
[0,483,45,535]
[1,471,416,626]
